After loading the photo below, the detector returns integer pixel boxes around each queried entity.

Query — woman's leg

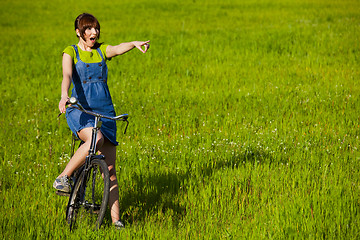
[98,139,120,223]
[57,127,104,178]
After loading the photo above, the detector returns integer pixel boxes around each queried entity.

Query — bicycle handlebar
[57,97,129,134]
[67,97,129,121]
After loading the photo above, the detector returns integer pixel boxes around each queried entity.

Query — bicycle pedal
[56,190,70,197]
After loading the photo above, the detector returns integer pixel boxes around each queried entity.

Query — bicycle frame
[82,115,105,186]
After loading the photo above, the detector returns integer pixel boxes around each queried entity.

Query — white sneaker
[114,220,125,230]
[53,175,70,193]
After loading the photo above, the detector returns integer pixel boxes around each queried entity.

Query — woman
[53,13,150,229]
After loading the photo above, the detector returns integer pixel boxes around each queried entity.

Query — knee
[78,128,104,147]
[82,135,104,149]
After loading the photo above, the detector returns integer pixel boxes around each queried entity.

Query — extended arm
[59,53,73,113]
[106,40,150,58]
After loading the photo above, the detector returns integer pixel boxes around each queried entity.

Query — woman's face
[77,27,99,47]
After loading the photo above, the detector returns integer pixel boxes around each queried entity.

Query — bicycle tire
[66,159,110,231]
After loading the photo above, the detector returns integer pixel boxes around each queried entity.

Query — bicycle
[63,97,129,231]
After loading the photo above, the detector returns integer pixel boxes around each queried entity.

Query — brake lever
[123,120,129,134]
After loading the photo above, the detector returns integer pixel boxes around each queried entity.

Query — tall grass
[1,0,359,238]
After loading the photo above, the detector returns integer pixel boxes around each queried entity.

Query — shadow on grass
[116,147,273,227]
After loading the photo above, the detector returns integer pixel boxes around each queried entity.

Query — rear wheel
[66,159,110,231]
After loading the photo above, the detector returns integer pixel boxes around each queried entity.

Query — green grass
[1,0,359,239]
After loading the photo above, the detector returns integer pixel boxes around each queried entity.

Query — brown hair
[74,13,100,40]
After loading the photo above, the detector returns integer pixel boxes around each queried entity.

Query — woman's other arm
[59,53,73,113]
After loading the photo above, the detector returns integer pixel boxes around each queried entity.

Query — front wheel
[66,159,110,231]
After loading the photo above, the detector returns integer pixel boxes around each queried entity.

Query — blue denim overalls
[66,45,118,146]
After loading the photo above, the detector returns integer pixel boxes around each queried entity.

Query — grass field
[1,0,359,238]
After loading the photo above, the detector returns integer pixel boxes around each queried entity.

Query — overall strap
[96,47,105,61]
[72,45,81,62]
